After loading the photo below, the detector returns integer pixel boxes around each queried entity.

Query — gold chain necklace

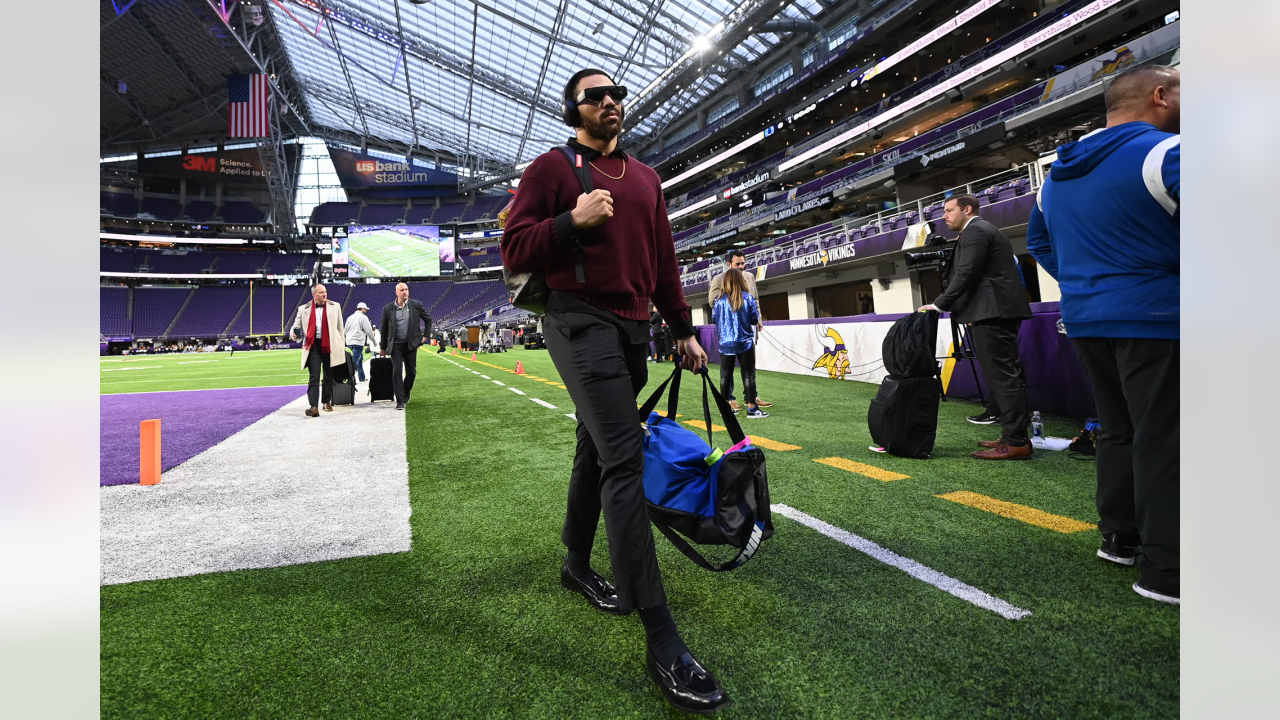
[588,158,626,180]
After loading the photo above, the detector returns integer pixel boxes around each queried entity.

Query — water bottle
[1031,411,1044,440]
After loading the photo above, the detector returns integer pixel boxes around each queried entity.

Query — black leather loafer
[559,562,629,616]
[646,648,731,715]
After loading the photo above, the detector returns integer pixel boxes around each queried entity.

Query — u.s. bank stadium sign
[788,243,857,271]
[721,172,771,200]
[774,193,833,222]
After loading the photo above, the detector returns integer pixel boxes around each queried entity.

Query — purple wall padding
[100,385,304,486]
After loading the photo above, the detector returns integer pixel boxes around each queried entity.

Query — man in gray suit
[379,282,433,410]
[920,194,1033,460]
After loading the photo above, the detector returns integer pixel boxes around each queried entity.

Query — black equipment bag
[868,375,941,459]
[501,146,592,314]
[368,356,395,402]
[637,365,773,571]
[331,381,355,406]
[882,310,941,379]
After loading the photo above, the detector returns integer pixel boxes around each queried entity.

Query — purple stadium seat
[131,287,192,337]
[101,248,137,273]
[184,200,217,222]
[358,204,407,225]
[404,205,434,224]
[140,197,182,221]
[169,286,249,337]
[100,287,130,336]
[218,201,267,224]
[433,202,468,223]
[310,202,360,225]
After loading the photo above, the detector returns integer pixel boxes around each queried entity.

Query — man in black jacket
[920,194,1033,460]
[379,282,433,410]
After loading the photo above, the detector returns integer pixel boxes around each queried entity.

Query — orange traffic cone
[471,352,477,361]
[515,361,526,375]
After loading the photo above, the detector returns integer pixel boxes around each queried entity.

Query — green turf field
[350,228,440,277]
[101,347,1178,717]
[99,350,305,394]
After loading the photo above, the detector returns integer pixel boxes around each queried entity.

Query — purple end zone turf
[100,385,305,486]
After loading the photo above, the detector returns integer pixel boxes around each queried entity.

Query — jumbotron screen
[344,224,456,277]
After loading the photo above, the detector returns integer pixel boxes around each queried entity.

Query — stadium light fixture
[692,35,712,53]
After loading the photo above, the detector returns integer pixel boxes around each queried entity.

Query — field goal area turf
[349,228,440,277]
[99,347,1178,718]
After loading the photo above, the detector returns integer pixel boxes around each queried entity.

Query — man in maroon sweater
[501,69,726,714]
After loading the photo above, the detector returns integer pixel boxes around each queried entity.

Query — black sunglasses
[575,85,628,105]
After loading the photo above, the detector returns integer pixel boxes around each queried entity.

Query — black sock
[566,549,591,576]
[638,603,689,666]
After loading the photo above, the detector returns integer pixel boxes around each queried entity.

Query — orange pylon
[140,419,161,485]
[515,361,526,375]
[471,352,477,361]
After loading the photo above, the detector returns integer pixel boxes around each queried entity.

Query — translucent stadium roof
[268,0,828,168]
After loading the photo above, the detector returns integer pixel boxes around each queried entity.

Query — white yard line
[772,504,1031,620]
[531,398,557,409]
[507,387,526,395]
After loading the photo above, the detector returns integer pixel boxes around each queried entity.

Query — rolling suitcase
[867,376,941,459]
[331,381,355,406]
[368,356,394,402]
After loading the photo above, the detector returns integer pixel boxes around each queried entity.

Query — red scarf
[306,301,329,355]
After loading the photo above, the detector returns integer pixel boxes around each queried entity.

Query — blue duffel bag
[639,365,773,571]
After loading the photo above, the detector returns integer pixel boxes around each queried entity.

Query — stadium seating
[309,202,360,225]
[460,196,508,222]
[267,254,315,275]
[218,201,267,224]
[404,205,434,224]
[358,204,407,225]
[100,287,130,336]
[244,284,290,336]
[141,250,211,275]
[432,202,468,224]
[140,197,182,221]
[131,287,192,337]
[211,252,268,274]
[101,248,137,273]
[100,191,136,217]
[168,286,249,337]
[184,200,217,222]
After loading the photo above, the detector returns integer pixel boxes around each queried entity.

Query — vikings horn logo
[812,327,851,380]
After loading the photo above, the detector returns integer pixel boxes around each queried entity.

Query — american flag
[227,74,270,138]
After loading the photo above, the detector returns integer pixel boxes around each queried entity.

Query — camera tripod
[939,316,987,407]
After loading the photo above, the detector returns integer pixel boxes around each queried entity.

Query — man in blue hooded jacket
[1027,64,1179,604]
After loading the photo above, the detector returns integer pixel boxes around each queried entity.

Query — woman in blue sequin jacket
[712,268,768,418]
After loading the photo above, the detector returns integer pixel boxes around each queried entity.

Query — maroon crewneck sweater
[501,140,694,338]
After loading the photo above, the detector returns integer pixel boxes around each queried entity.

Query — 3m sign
[183,155,217,173]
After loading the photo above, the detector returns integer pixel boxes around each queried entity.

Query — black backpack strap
[649,512,766,572]
[553,146,591,284]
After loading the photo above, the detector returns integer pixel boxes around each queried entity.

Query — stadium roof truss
[266,0,830,169]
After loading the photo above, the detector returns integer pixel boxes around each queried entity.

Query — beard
[582,106,625,141]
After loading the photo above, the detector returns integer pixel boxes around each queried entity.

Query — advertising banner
[139,148,269,183]
[1040,22,1180,103]
[774,192,833,222]
[892,122,1007,179]
[327,145,459,188]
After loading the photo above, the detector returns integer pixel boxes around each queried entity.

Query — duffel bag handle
[637,364,683,424]
[650,513,766,572]
[696,367,747,448]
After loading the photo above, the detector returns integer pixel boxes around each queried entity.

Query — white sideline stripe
[507,387,526,395]
[566,413,577,421]
[531,398,557,409]
[772,504,1032,621]
[479,374,490,379]
[492,380,505,386]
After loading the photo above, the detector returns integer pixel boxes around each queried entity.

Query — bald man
[1027,64,1180,604]
[290,283,347,417]
[379,282,433,410]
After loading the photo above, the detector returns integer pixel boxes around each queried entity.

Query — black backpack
[501,146,589,314]
[882,310,940,379]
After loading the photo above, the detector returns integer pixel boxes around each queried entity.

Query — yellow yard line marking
[750,436,802,452]
[936,491,1094,533]
[814,457,910,482]
[682,419,728,433]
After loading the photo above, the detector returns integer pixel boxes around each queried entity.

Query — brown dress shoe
[972,442,1032,460]
[977,440,1000,448]
[305,406,319,417]
[323,403,333,412]
[755,398,773,408]
[729,400,740,411]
